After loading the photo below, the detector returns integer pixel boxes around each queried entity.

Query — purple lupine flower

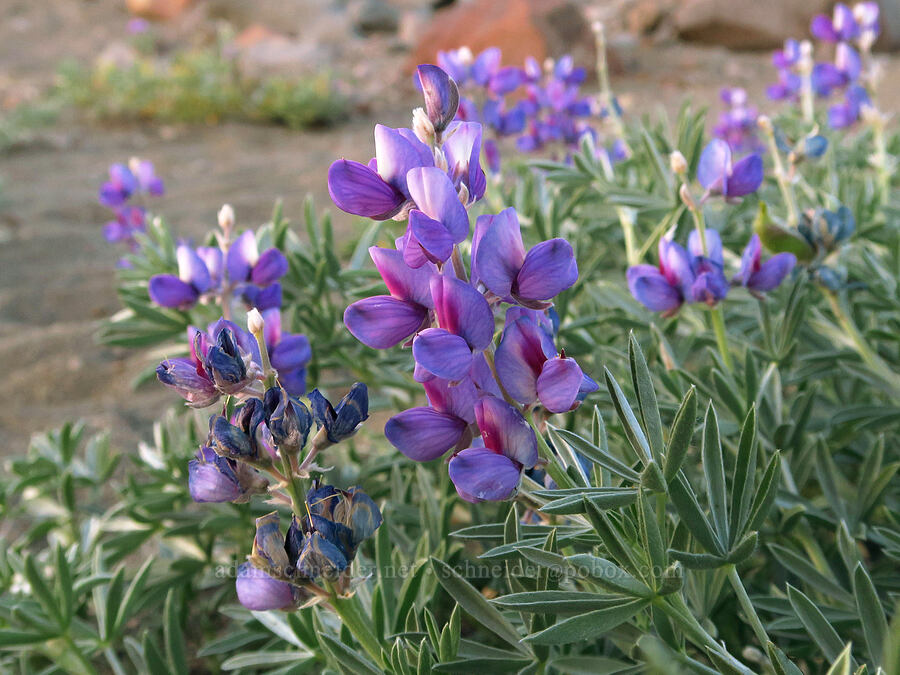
[263,385,313,454]
[344,246,435,348]
[772,39,801,69]
[448,396,538,503]
[697,139,763,199]
[262,308,311,397]
[308,383,369,444]
[212,397,277,463]
[226,231,288,288]
[402,166,470,268]
[132,159,164,196]
[412,275,493,382]
[102,205,146,245]
[734,234,796,295]
[767,69,802,101]
[442,121,487,203]
[494,307,597,413]
[828,84,871,128]
[714,88,761,153]
[812,43,861,97]
[328,124,434,220]
[472,207,577,308]
[686,229,730,306]
[811,3,859,43]
[385,375,477,461]
[99,163,138,207]
[855,2,880,47]
[148,244,213,309]
[188,445,267,503]
[236,563,296,611]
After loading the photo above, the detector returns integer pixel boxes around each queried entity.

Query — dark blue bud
[306,485,340,518]
[815,266,844,291]
[309,383,369,444]
[333,486,383,548]
[202,327,250,394]
[211,416,254,460]
[264,386,312,454]
[803,134,828,158]
[296,532,348,580]
[824,205,855,243]
[284,516,305,565]
[252,512,291,573]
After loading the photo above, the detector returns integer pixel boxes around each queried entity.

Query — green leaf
[547,655,636,674]
[745,451,781,532]
[853,563,887,664]
[825,644,853,675]
[0,630,52,647]
[430,558,529,654]
[664,387,697,482]
[787,584,846,663]
[701,404,729,548]
[142,632,170,675]
[604,367,652,461]
[432,658,531,673]
[539,488,639,514]
[113,556,154,639]
[23,554,62,628]
[729,407,758,540]
[164,589,187,675]
[393,560,428,633]
[769,544,853,605]
[566,554,652,598]
[493,591,624,614]
[629,335,665,462]
[318,632,381,675]
[552,429,641,482]
[667,474,725,556]
[523,599,648,645]
[55,544,73,629]
[766,641,804,675]
[221,651,314,670]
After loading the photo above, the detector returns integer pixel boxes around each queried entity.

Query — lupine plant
[2,15,899,675]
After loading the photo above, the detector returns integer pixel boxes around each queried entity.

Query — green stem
[279,451,305,518]
[759,118,800,227]
[250,325,276,389]
[823,289,893,378]
[328,587,385,668]
[872,117,890,205]
[710,307,734,372]
[727,565,769,647]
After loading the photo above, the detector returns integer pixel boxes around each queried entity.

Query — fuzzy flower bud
[679,183,697,211]
[457,181,470,206]
[757,115,773,133]
[433,147,449,172]
[218,204,235,231]
[412,107,436,146]
[669,150,688,176]
[247,307,265,335]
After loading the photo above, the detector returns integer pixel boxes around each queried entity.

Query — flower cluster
[768,2,880,128]
[148,206,288,313]
[156,302,378,610]
[713,88,762,154]
[99,158,164,253]
[330,64,598,503]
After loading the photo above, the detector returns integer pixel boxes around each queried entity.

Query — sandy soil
[1,0,897,455]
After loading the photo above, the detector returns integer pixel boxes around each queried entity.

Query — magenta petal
[417,64,460,132]
[423,376,478,423]
[149,274,199,308]
[370,246,435,308]
[430,275,494,351]
[449,447,521,502]
[536,357,584,413]
[494,316,554,405]
[385,406,467,461]
[327,159,405,220]
[725,154,763,197]
[736,234,761,286]
[406,167,469,242]
[226,231,259,284]
[443,121,486,202]
[473,207,526,298]
[516,239,578,301]
[749,253,796,292]
[697,139,731,192]
[658,238,694,291]
[344,296,426,349]
[400,224,431,269]
[251,249,289,286]
[627,266,683,313]
[413,328,474,381]
[475,396,538,468]
[409,209,454,263]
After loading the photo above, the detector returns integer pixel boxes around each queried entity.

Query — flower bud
[756,114,773,133]
[332,486,383,548]
[252,512,291,572]
[309,383,369,447]
[188,446,267,503]
[247,308,265,335]
[417,64,460,133]
[156,358,219,408]
[457,181,470,206]
[263,386,313,456]
[412,107,436,146]
[218,204,235,231]
[433,147,449,172]
[678,183,697,211]
[296,532,348,580]
[200,327,254,395]
[669,150,688,176]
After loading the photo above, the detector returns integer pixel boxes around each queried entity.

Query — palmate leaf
[729,407,758,541]
[701,404,729,549]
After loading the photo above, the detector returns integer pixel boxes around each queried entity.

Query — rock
[126,0,193,21]
[353,0,401,35]
[231,26,323,78]
[625,0,671,35]
[410,0,592,73]
[673,0,829,50]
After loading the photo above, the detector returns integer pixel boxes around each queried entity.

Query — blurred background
[1,0,898,454]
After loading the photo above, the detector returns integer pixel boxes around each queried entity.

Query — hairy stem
[727,565,769,647]
[710,306,734,372]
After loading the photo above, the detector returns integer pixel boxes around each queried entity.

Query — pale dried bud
[457,182,469,206]
[412,107,435,146]
[128,156,141,174]
[757,115,773,133]
[591,20,604,36]
[798,40,814,75]
[669,150,688,176]
[218,204,235,231]
[247,308,265,335]
[457,46,473,65]
[679,183,697,211]
[433,147,448,172]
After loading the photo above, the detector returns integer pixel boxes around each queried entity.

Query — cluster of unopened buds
[157,295,378,608]
[99,158,164,257]
[329,64,599,503]
[768,2,881,128]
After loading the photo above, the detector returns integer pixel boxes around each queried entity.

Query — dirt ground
[1,1,898,455]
